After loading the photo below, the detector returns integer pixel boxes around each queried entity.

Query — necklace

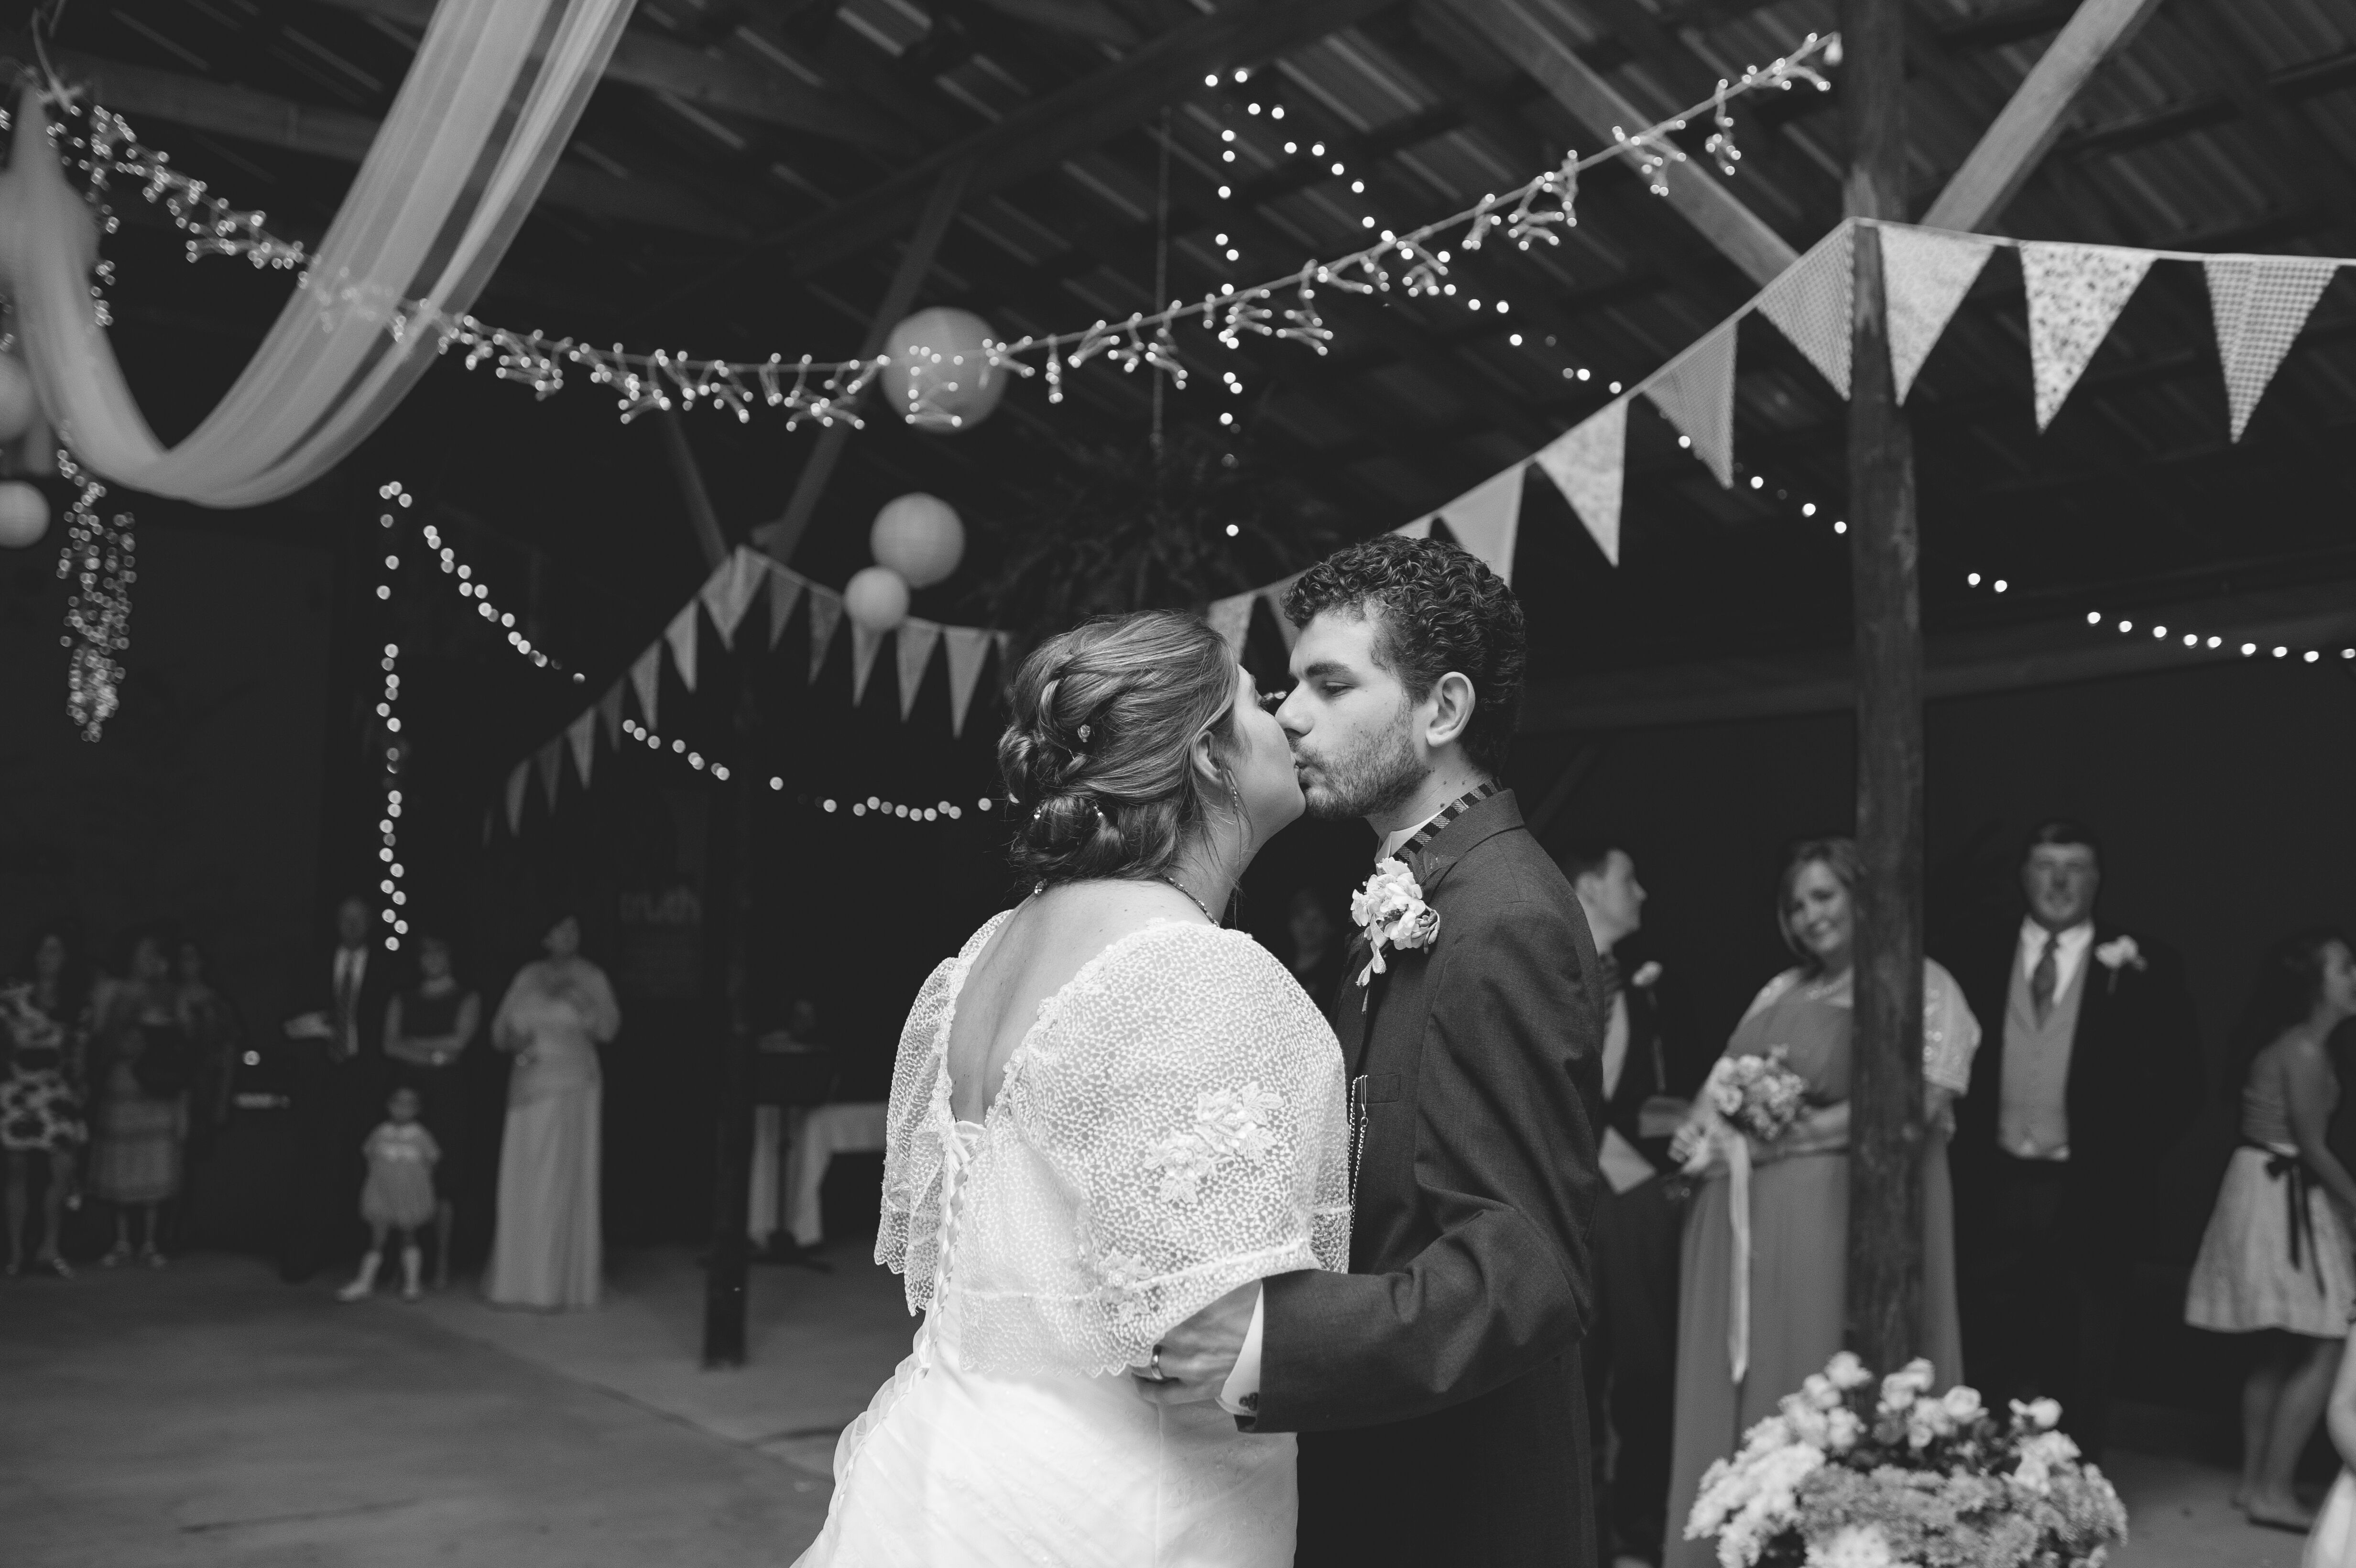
[1158,873,1222,926]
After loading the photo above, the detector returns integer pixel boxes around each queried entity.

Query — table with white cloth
[749,1102,890,1249]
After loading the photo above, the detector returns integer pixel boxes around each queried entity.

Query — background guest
[2,926,90,1278]
[484,914,619,1310]
[1284,885,1346,1014]
[1952,820,2204,1456]
[279,895,393,1282]
[87,927,196,1268]
[383,932,480,1288]
[175,939,246,1149]
[338,1085,441,1304]
[2184,928,2356,1534]
[1663,838,1982,1568]
[1562,839,1688,1568]
[750,997,826,1260]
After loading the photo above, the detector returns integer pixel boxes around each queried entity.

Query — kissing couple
[795,536,1609,1568]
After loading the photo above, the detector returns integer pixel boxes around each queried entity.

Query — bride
[796,610,1352,1567]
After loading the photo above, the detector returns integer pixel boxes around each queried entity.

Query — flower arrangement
[1686,1352,2127,1568]
[1690,1046,1813,1158]
[1350,857,1440,988]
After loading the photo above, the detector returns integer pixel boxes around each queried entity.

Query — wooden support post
[1842,0,1927,1376]
[752,159,973,567]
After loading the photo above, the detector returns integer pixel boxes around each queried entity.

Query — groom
[1156,535,1606,1566]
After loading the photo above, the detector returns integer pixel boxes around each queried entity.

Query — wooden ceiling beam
[778,0,1406,277]
[1920,0,2168,232]
[306,0,908,148]
[1439,0,1798,286]
[47,50,754,239]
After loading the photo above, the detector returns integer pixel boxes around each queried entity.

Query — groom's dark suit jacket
[1242,789,1606,1568]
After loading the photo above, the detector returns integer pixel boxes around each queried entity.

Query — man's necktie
[334,955,359,1061]
[2031,932,2059,1024]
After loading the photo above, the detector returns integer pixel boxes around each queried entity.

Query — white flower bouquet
[1686,1352,2127,1568]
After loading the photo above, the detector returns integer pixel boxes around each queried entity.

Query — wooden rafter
[48,50,754,238]
[776,0,1406,278]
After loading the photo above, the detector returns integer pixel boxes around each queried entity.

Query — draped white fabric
[0,0,632,507]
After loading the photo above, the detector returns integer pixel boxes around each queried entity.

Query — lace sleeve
[1921,958,1983,1094]
[875,911,1013,1312]
[987,924,1350,1376]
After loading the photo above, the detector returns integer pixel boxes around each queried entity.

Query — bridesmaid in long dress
[1662,838,1983,1568]
[483,915,619,1309]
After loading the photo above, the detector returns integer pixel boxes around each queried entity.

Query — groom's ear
[1423,671,1478,750]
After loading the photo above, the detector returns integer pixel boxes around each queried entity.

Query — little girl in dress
[339,1086,440,1302]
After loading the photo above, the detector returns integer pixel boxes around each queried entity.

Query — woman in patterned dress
[87,928,196,1267]
[2,926,90,1277]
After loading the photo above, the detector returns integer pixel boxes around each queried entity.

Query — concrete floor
[0,1245,2313,1566]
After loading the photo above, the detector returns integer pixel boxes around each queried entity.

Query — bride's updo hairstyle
[999,610,1241,889]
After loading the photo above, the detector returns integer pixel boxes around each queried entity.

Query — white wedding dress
[794,913,1351,1568]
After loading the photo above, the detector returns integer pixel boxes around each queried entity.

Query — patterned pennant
[1435,464,1527,585]
[896,619,943,720]
[2021,241,2156,431]
[1880,224,1994,404]
[1643,319,1738,487]
[943,627,995,738]
[535,739,563,811]
[700,550,764,649]
[665,603,699,692]
[1207,592,1254,658]
[850,622,887,706]
[504,762,529,836]
[597,682,623,748]
[1533,399,1629,566]
[1758,221,1854,398]
[766,565,805,651]
[1260,571,1305,652]
[2205,255,2340,442]
[566,710,596,788]
[629,643,661,730]
[807,588,843,684]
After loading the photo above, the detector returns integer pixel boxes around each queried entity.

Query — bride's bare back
[944,880,1201,1123]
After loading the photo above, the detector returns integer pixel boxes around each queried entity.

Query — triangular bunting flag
[1435,464,1527,584]
[566,710,597,788]
[807,588,843,683]
[943,627,995,738]
[1643,319,1738,487]
[665,603,700,692]
[1207,592,1254,658]
[2205,254,2340,442]
[1758,221,1854,398]
[629,643,661,730]
[701,550,764,649]
[896,619,943,720]
[1880,224,1994,403]
[766,565,805,651]
[1260,572,1305,652]
[850,622,886,706]
[535,739,563,811]
[2021,241,2156,431]
[505,762,529,835]
[597,682,623,748]
[1392,514,1434,539]
[1534,399,1629,566]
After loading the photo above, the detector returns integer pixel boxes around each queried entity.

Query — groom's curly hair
[1282,535,1525,773]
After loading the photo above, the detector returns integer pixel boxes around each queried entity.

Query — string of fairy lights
[71,33,1839,427]
[373,486,409,954]
[617,712,992,826]
[52,445,133,742]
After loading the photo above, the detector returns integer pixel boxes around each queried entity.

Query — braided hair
[999,610,1242,890]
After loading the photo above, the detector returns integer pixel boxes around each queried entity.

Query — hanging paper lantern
[844,565,911,633]
[870,493,965,589]
[879,308,1006,433]
[0,481,49,548]
[0,356,36,444]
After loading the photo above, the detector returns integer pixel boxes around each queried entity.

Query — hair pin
[1076,723,1092,744]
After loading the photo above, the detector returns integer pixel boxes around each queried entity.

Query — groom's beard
[1294,720,1427,823]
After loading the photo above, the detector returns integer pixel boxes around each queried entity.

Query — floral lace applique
[1093,1247,1150,1314]
[1145,1083,1285,1204]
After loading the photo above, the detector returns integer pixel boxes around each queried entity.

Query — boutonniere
[1352,857,1440,991]
[2093,935,2145,991]
[1630,960,1663,990]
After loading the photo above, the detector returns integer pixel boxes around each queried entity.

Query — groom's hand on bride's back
[1133,1280,1258,1405]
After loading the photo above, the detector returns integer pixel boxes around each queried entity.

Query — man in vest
[1951,821,2202,1456]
